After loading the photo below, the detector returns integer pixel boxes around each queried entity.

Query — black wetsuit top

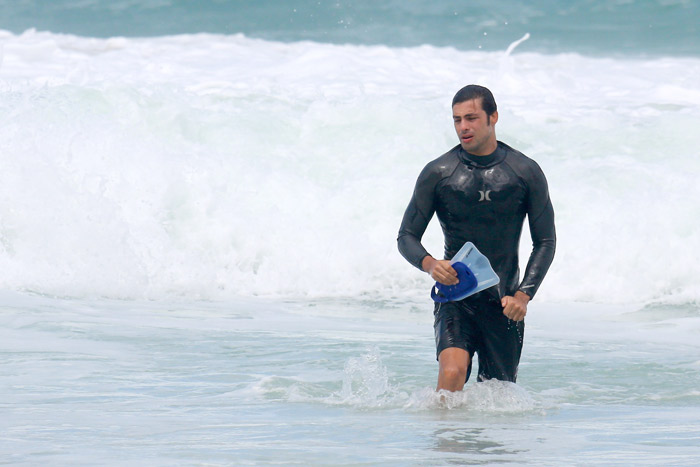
[397,141,556,300]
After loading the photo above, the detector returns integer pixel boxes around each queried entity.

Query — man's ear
[490,110,499,126]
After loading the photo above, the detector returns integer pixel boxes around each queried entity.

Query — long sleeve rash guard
[397,141,556,300]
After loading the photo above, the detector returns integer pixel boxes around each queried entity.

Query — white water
[2,29,699,306]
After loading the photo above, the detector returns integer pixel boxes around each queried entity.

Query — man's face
[452,98,498,155]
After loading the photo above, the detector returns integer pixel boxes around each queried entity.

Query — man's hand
[501,291,531,321]
[422,256,459,285]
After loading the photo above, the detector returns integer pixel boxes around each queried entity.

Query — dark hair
[452,85,497,116]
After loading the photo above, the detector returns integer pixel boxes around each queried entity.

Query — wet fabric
[397,141,556,300]
[434,294,524,382]
[398,141,555,383]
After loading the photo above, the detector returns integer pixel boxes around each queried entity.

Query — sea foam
[1,30,699,305]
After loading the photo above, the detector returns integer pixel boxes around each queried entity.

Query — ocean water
[1,1,700,465]
[1,0,699,57]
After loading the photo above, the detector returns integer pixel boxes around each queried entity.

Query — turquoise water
[2,1,700,465]
[1,0,699,57]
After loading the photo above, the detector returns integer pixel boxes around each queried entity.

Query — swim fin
[430,242,500,303]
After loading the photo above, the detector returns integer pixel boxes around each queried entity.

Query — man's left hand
[501,291,531,321]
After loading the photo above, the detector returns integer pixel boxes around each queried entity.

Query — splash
[273,347,538,413]
[406,380,537,412]
[332,348,403,408]
[504,32,530,56]
[1,31,699,305]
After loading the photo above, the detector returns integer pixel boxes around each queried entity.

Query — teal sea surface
[1,0,699,57]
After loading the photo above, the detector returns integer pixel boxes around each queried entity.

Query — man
[397,85,556,392]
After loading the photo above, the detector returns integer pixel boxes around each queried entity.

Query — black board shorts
[433,292,524,383]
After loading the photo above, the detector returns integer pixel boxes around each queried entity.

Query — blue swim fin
[430,242,500,303]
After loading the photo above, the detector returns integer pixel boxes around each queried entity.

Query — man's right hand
[422,256,459,286]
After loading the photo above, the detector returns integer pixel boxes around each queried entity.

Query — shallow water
[2,292,699,465]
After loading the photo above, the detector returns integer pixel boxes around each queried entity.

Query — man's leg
[434,300,478,391]
[437,347,471,391]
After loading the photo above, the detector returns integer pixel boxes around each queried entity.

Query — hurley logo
[478,190,492,202]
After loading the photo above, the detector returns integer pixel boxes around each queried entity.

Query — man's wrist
[515,290,531,302]
[421,255,436,273]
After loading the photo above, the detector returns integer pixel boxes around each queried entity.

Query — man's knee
[440,363,467,381]
[438,348,470,380]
